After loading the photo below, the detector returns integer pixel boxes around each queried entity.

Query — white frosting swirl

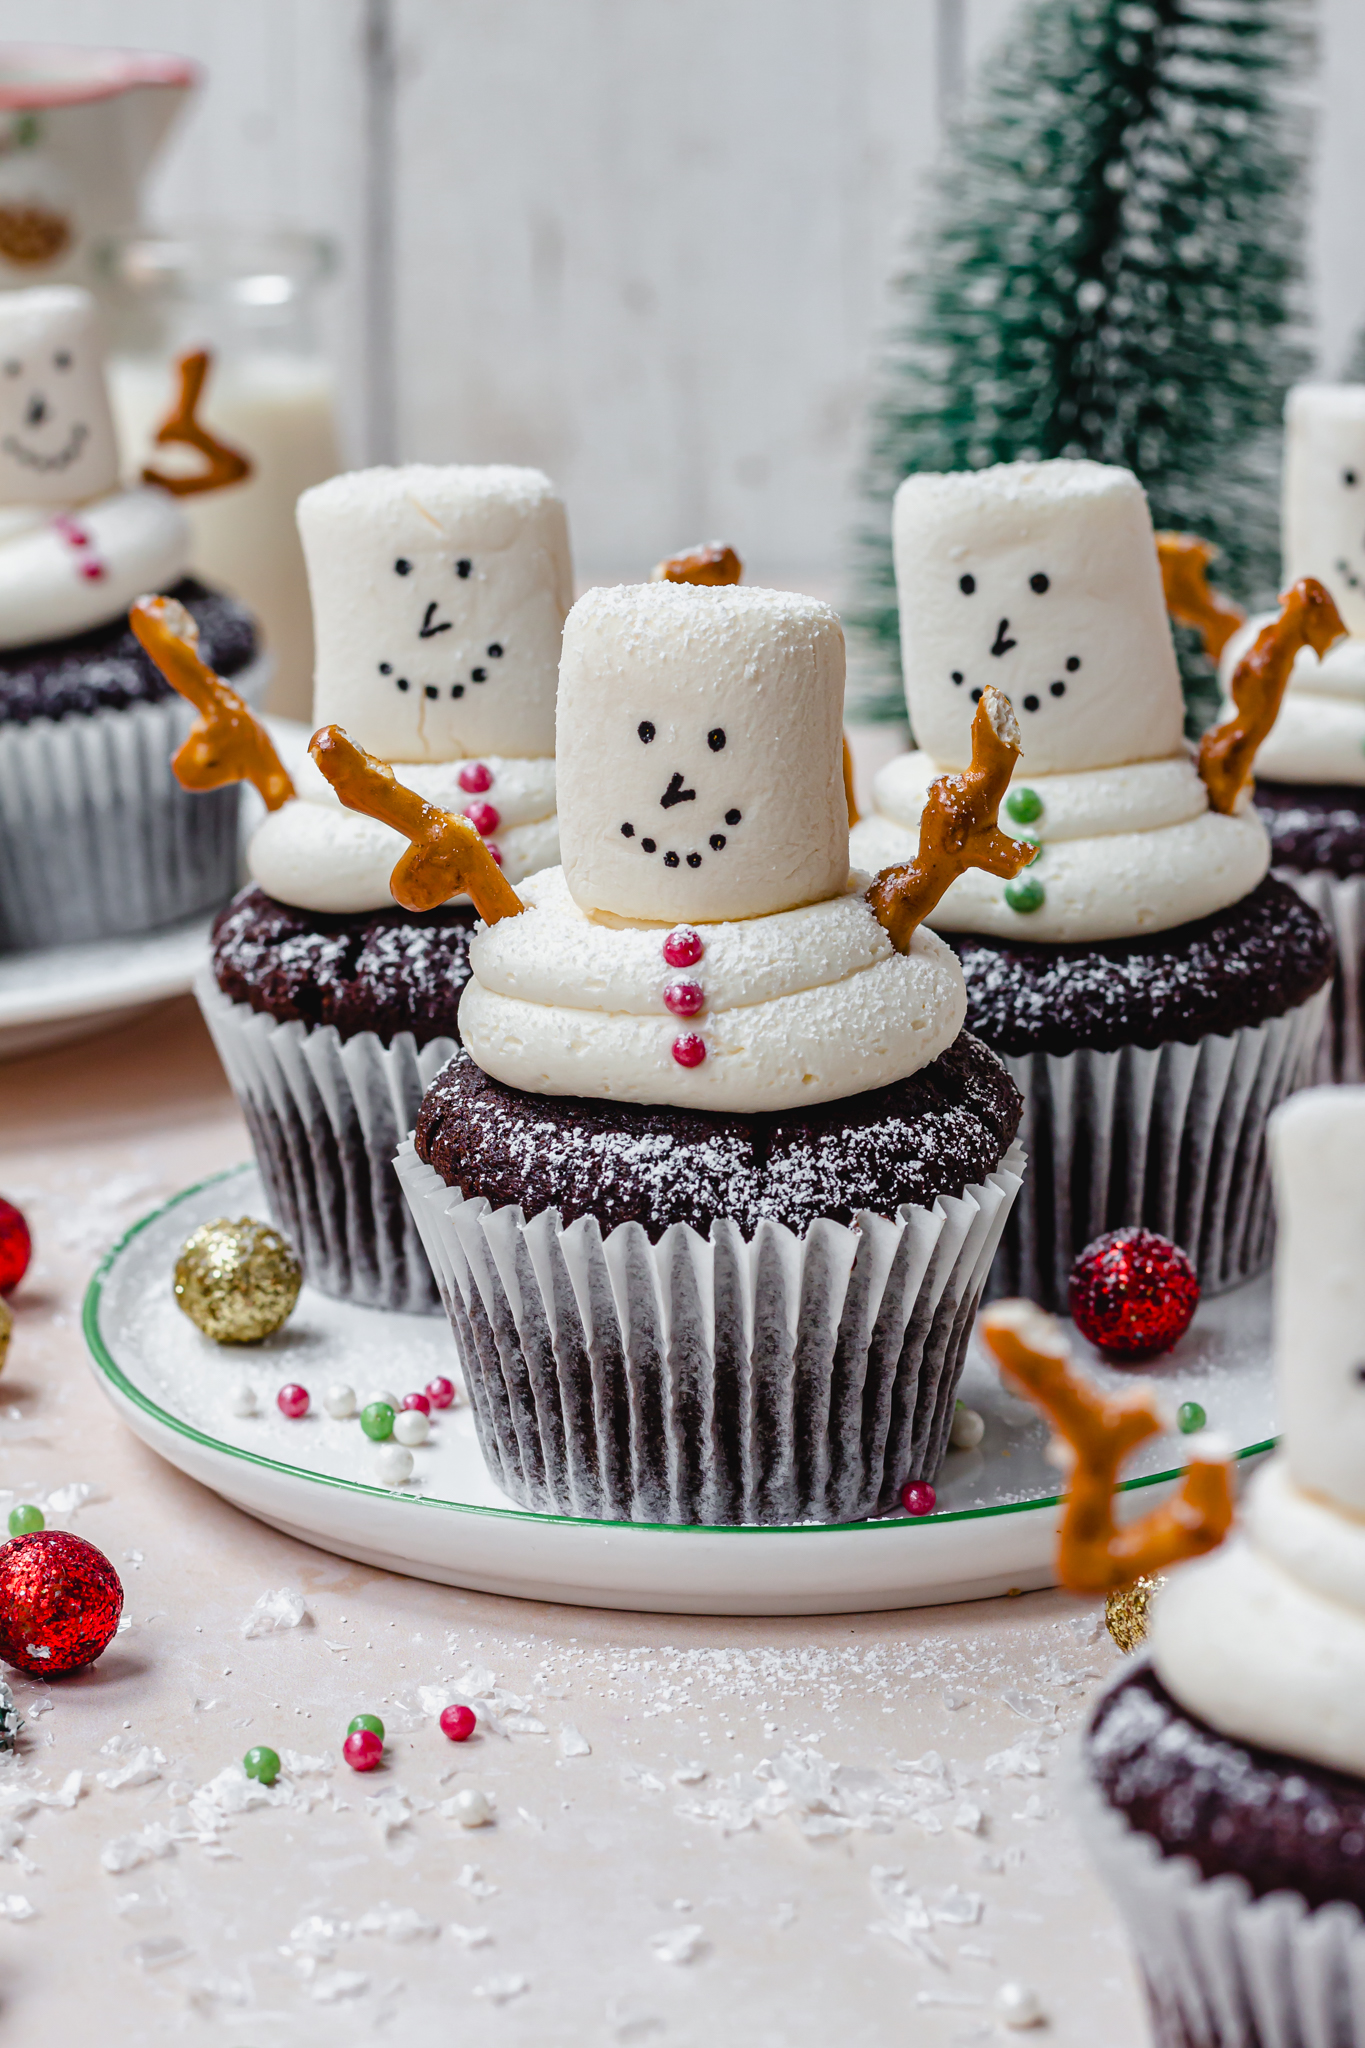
[1221,611,1365,786]
[849,749,1268,942]
[457,864,967,1112]
[247,751,557,913]
[0,486,189,649]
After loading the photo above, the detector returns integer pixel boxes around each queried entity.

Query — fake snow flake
[984,1732,1055,1780]
[128,1935,189,1971]
[953,1802,985,1833]
[285,1915,349,1961]
[0,1682,19,1752]
[456,1864,498,1899]
[241,1588,309,1639]
[356,1904,440,1942]
[1012,1793,1047,1822]
[651,1924,706,1965]
[0,1895,35,1920]
[365,1787,428,1838]
[449,1921,492,1948]
[474,1974,529,2005]
[281,1750,333,1778]
[96,1746,165,1791]
[1000,1691,1056,1723]
[558,1724,591,1757]
[101,1823,176,1874]
[310,1969,370,2003]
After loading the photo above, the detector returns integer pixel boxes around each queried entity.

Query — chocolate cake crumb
[415,1033,1021,1242]
[1255,778,1365,880]
[0,576,257,726]
[949,876,1333,1058]
[211,885,476,1048]
[1089,1662,1365,1911]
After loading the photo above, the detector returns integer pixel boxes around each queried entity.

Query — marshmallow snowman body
[1151,1087,1365,1777]
[849,458,1269,942]
[0,286,189,649]
[299,465,572,765]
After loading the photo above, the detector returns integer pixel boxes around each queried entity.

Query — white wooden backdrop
[1,0,1362,584]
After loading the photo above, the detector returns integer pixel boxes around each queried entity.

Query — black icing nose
[990,617,1017,657]
[25,394,46,428]
[659,772,696,810]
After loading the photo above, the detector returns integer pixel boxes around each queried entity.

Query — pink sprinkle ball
[900,1480,936,1517]
[402,1392,431,1416]
[426,1377,456,1410]
[458,761,493,794]
[277,1383,310,1419]
[486,843,503,866]
[662,927,704,969]
[440,1703,477,1743]
[663,980,705,1018]
[671,1033,707,1069]
[463,800,500,836]
[343,1727,383,1772]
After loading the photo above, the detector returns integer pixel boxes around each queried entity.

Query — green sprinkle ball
[360,1401,396,1442]
[1005,785,1043,825]
[1177,1401,1207,1435]
[7,1504,43,1537]
[1005,874,1046,915]
[348,1712,385,1742]
[243,1745,281,1786]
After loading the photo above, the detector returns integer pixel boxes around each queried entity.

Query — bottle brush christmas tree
[851,0,1311,729]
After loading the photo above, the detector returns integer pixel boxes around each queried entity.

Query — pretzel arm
[1198,577,1346,814]
[309,726,525,924]
[975,825,1037,879]
[1156,531,1246,662]
[129,594,294,811]
[143,350,253,498]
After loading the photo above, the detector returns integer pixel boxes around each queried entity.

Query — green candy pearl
[1006,785,1044,824]
[7,1504,43,1537]
[1005,874,1046,915]
[348,1712,385,1742]
[243,1745,281,1786]
[361,1401,396,1442]
[1177,1401,1207,1435]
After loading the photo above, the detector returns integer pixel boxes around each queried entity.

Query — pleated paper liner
[1278,866,1365,1085]
[394,1136,1025,1527]
[988,984,1330,1312]
[196,970,453,1314]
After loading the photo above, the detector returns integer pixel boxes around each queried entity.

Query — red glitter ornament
[663,980,704,1018]
[900,1481,936,1517]
[440,1703,477,1742]
[426,1376,456,1410]
[672,1033,706,1068]
[402,1392,431,1416]
[0,1532,123,1676]
[1068,1227,1200,1360]
[0,1197,32,1294]
[277,1383,310,1418]
[662,927,703,969]
[458,761,493,794]
[344,1727,383,1772]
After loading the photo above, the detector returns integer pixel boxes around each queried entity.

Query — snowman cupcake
[135,463,572,1314]
[851,459,1334,1308]
[0,286,263,950]
[1221,385,1365,1080]
[318,581,1034,1525]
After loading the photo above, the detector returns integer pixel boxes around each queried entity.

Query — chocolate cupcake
[370,583,1032,1524]
[1220,384,1365,1082]
[138,462,573,1313]
[1069,1086,1365,2047]
[851,459,1332,1308]
[0,287,267,951]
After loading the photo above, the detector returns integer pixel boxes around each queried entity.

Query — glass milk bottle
[100,229,342,719]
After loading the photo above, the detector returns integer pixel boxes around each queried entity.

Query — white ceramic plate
[84,1165,1278,1617]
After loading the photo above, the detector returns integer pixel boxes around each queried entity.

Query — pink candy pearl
[402,1392,431,1416]
[426,1377,456,1410]
[664,981,704,1019]
[440,1703,477,1742]
[464,800,500,836]
[458,761,493,794]
[486,843,503,866]
[277,1383,310,1419]
[671,1033,707,1069]
[662,927,703,969]
[900,1480,936,1517]
[343,1727,383,1772]
[80,560,106,581]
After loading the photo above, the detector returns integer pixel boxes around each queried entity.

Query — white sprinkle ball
[229,1383,258,1417]
[452,1787,492,1828]
[364,1388,401,1414]
[393,1408,429,1447]
[376,1445,414,1486]
[996,1982,1044,2029]
[950,1403,985,1450]
[323,1383,357,1419]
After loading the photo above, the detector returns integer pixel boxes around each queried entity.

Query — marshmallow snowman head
[0,286,120,508]
[1271,1085,1365,1516]
[299,465,573,763]
[1283,385,1365,640]
[557,583,848,924]
[893,459,1185,773]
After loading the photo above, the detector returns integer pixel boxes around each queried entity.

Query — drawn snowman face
[893,459,1185,774]
[300,464,573,763]
[1283,385,1365,641]
[557,583,849,923]
[1272,1087,1365,1515]
[0,286,120,507]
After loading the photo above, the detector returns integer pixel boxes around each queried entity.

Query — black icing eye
[487,643,503,658]
[970,687,983,702]
[638,720,655,744]
[641,837,656,852]
[710,833,726,851]
[1346,470,1360,488]
[725,808,741,826]
[1066,655,1081,672]
[379,662,392,675]
[1029,572,1050,594]
[959,574,976,595]
[456,558,472,578]
[664,851,680,868]
[424,684,438,700]
[621,822,635,837]
[394,558,412,576]
[396,677,409,691]
[53,350,71,371]
[951,670,964,684]
[707,727,726,752]
[451,684,464,698]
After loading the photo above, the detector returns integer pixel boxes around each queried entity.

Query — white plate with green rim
[83,1165,1278,1617]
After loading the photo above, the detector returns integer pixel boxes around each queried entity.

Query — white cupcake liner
[1072,1716,1365,2048]
[989,984,1330,1311]
[196,967,454,1314]
[393,1133,1025,1525]
[0,650,271,951]
[1276,866,1365,1085]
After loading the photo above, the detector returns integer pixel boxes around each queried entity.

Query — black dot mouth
[663,850,679,868]
[709,833,726,851]
[969,688,983,703]
[1050,680,1066,698]
[1065,655,1081,672]
[621,822,635,838]
[396,677,410,692]
[424,685,438,700]
[471,667,487,683]
[641,837,656,853]
[724,808,742,826]
[451,684,464,698]
[686,852,702,868]
[1022,694,1039,712]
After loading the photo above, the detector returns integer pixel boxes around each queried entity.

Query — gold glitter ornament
[0,1296,11,1375]
[174,1217,302,1344]
[1105,1573,1167,1654]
